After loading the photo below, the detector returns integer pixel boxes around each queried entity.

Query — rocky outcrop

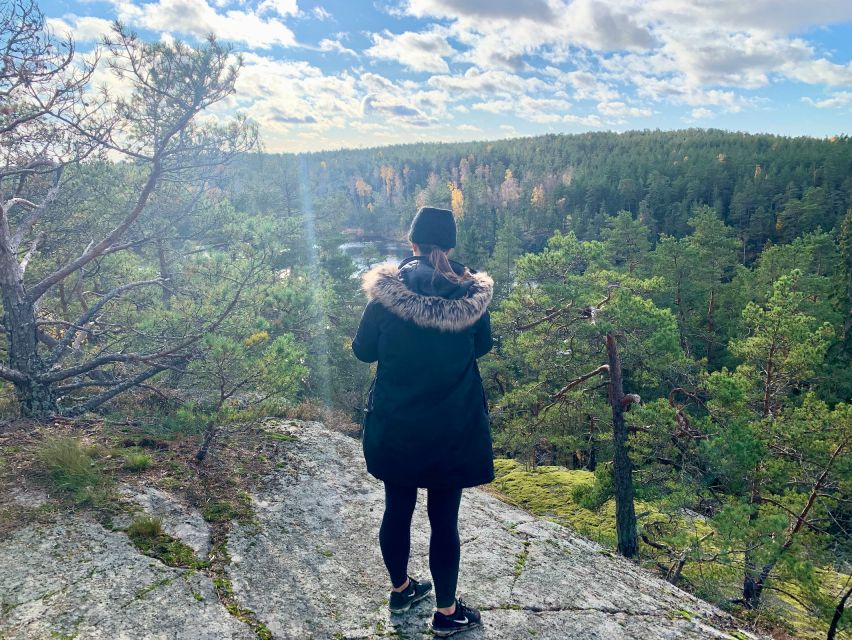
[0,420,762,639]
[0,518,253,640]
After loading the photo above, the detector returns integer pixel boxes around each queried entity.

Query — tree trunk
[196,419,217,462]
[742,478,763,608]
[156,239,172,305]
[705,287,716,367]
[606,332,638,558]
[742,573,762,609]
[1,289,56,417]
[827,584,851,640]
[675,278,692,358]
[586,414,598,471]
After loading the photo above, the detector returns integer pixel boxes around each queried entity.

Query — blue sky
[41,0,852,152]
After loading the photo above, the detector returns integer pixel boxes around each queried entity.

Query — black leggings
[379,483,463,608]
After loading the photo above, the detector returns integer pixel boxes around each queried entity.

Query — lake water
[339,239,412,273]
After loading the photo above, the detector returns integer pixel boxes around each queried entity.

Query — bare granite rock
[9,487,49,509]
[0,518,253,640]
[0,420,763,640]
[226,420,761,640]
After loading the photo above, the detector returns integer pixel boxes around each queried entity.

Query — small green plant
[34,436,103,503]
[134,576,174,599]
[202,495,253,523]
[514,541,530,577]
[128,515,164,539]
[127,516,206,569]
[142,405,209,438]
[263,431,295,441]
[668,608,694,620]
[212,575,272,639]
[123,450,153,472]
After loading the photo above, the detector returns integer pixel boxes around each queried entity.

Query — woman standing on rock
[352,206,494,637]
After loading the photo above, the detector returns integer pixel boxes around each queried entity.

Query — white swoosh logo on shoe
[456,616,469,624]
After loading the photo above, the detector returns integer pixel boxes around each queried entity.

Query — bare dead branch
[18,231,43,274]
[61,365,167,416]
[10,180,60,249]
[44,278,164,367]
[553,364,609,399]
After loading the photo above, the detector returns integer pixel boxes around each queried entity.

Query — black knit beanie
[408,207,456,250]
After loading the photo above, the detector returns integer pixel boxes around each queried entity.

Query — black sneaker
[389,576,433,614]
[431,598,481,637]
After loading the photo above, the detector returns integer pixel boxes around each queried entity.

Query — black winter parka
[352,256,495,489]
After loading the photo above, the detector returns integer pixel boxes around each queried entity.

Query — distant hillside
[226,129,851,265]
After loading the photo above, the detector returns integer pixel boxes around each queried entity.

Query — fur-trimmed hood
[362,262,493,332]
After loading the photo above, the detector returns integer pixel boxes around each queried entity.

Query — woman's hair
[417,243,472,284]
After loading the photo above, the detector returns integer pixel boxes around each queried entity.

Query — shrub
[572,463,614,510]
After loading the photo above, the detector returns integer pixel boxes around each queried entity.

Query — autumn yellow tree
[353,176,373,209]
[449,181,464,218]
[531,184,546,209]
[379,165,395,204]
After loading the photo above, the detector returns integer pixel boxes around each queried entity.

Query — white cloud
[257,0,299,18]
[362,94,436,126]
[365,29,456,73]
[596,101,652,118]
[642,0,852,35]
[46,15,114,42]
[631,74,753,112]
[560,0,656,51]
[357,72,450,123]
[428,68,545,96]
[653,30,840,89]
[472,95,575,123]
[782,59,852,86]
[86,51,137,101]
[802,92,852,109]
[407,0,556,22]
[543,68,620,101]
[39,0,851,151]
[109,0,297,48]
[318,37,357,56]
[226,53,360,141]
[562,113,604,126]
[405,0,654,73]
[313,6,332,20]
[405,0,852,122]
[360,72,397,93]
